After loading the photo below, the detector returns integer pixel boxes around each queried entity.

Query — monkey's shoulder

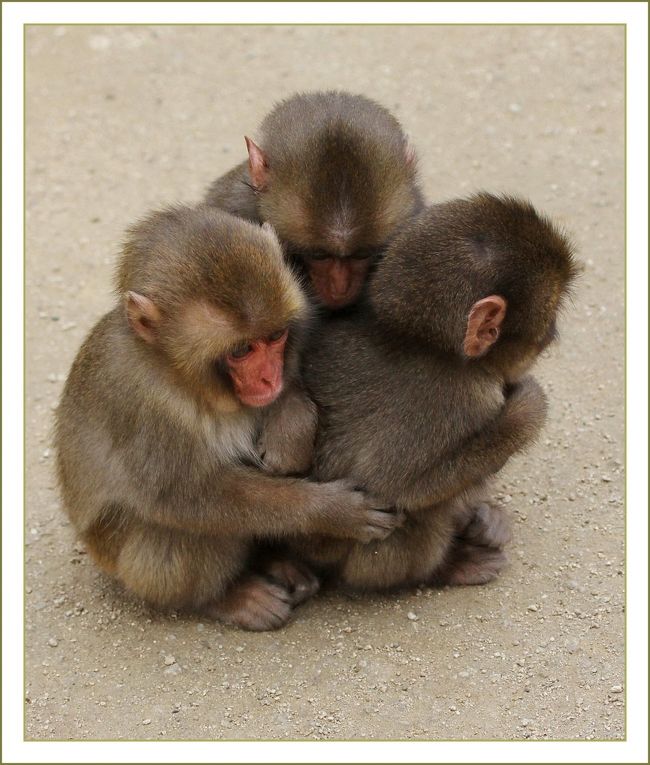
[204,160,260,223]
[62,309,258,468]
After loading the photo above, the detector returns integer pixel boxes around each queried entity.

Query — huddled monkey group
[55,91,578,631]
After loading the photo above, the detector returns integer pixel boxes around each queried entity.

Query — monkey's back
[304,316,504,508]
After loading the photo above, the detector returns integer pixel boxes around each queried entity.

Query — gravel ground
[25,24,624,741]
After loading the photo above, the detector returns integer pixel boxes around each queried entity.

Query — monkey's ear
[404,139,417,167]
[126,291,161,344]
[463,296,507,357]
[245,136,269,191]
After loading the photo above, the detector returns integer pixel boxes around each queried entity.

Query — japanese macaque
[280,193,578,590]
[205,90,424,309]
[54,205,402,631]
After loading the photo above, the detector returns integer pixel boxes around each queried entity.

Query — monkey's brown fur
[205,91,424,305]
[293,193,578,589]
[55,205,402,630]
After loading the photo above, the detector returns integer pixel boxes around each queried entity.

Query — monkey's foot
[262,559,320,606]
[441,545,508,586]
[208,576,292,631]
[462,502,512,549]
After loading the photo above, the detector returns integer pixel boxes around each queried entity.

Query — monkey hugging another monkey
[55,91,577,630]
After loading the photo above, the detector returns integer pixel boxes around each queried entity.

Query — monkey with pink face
[206,90,424,310]
[54,205,402,631]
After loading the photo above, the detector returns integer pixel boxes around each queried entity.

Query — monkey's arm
[398,376,548,510]
[127,456,400,545]
[257,385,318,475]
[204,160,261,222]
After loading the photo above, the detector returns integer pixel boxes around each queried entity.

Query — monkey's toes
[263,559,320,606]
[210,576,293,631]
[444,546,508,587]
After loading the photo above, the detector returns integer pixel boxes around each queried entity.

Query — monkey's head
[370,193,579,381]
[244,91,422,309]
[117,205,308,410]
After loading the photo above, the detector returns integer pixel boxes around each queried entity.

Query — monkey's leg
[337,499,510,591]
[337,509,458,591]
[461,501,512,549]
[434,501,511,587]
[113,521,293,631]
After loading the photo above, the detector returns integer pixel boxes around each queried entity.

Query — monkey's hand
[500,375,549,452]
[316,481,405,545]
[257,388,318,476]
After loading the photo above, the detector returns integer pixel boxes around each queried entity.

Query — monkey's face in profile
[244,136,419,309]
[222,327,289,407]
[119,206,308,410]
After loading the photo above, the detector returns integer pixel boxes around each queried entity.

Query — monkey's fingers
[356,508,406,544]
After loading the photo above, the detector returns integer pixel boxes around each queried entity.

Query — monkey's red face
[307,256,372,309]
[225,330,288,407]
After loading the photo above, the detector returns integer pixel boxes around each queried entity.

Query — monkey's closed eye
[229,343,254,360]
[267,328,288,343]
[350,249,374,261]
[307,250,330,261]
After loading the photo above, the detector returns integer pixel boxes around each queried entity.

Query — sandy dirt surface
[25,24,624,741]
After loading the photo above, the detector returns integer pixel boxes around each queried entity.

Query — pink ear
[463,296,507,358]
[404,139,417,167]
[245,136,269,191]
[126,291,161,344]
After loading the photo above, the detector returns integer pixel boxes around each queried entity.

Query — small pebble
[609,685,623,693]
[142,718,151,726]
[407,612,418,621]
[565,639,579,654]
[509,103,522,113]
[527,604,539,612]
[47,638,58,647]
[163,655,176,666]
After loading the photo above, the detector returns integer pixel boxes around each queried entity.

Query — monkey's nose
[329,262,351,298]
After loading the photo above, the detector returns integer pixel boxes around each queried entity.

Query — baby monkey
[206,90,424,308]
[55,206,401,631]
[280,193,578,590]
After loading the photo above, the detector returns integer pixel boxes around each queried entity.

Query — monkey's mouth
[238,389,282,408]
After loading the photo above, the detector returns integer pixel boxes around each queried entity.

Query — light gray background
[26,24,624,740]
